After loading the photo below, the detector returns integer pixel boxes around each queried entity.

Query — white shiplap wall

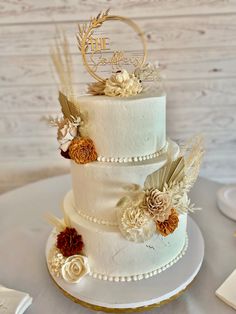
[0,0,236,194]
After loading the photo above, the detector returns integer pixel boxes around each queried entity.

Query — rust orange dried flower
[156,208,179,237]
[69,137,98,164]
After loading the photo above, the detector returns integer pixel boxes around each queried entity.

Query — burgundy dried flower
[60,149,71,159]
[56,227,84,257]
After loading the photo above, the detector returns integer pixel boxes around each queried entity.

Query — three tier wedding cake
[46,10,203,285]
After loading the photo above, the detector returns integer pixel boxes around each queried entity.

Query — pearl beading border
[97,141,169,163]
[76,207,118,227]
[88,234,189,282]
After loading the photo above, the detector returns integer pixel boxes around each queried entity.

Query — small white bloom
[115,69,130,83]
[61,255,90,283]
[48,247,66,278]
[104,69,143,97]
[57,118,78,152]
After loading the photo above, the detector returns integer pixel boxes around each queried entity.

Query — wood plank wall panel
[1,0,236,24]
[0,0,236,193]
[2,14,236,57]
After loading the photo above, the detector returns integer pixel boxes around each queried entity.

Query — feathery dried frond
[181,135,204,189]
[41,115,64,127]
[134,62,162,82]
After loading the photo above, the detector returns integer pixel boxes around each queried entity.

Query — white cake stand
[46,217,204,312]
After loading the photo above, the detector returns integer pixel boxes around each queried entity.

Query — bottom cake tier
[63,191,188,282]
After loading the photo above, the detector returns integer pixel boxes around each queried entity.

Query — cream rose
[57,119,78,152]
[61,255,90,283]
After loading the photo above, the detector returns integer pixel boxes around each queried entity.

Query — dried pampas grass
[180,135,205,189]
[51,29,74,96]
[51,29,80,119]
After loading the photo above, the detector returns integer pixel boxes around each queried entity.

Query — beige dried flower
[88,81,106,95]
[145,188,172,222]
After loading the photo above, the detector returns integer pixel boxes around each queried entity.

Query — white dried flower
[48,246,66,278]
[104,69,143,97]
[145,188,172,222]
[117,199,155,242]
[57,118,78,152]
[61,255,90,283]
[134,62,162,82]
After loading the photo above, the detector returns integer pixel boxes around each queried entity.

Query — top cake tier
[78,91,166,159]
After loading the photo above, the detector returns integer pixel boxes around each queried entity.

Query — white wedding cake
[46,11,203,285]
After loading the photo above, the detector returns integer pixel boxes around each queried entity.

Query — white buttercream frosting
[88,235,188,282]
[78,91,166,158]
[96,141,169,163]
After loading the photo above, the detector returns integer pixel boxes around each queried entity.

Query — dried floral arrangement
[48,31,98,164]
[116,136,204,242]
[46,135,204,284]
[76,9,162,97]
[47,10,165,163]
[88,65,162,97]
[46,212,90,283]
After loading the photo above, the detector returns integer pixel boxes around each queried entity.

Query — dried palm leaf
[144,157,185,191]
[58,91,79,120]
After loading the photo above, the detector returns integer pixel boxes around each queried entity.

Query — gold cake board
[46,217,204,313]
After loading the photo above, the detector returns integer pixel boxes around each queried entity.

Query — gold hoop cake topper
[77,9,147,82]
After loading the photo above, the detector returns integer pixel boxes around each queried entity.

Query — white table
[0,175,235,314]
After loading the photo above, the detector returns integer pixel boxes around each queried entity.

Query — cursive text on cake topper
[77,9,147,82]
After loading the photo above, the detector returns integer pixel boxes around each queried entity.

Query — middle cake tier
[71,140,179,225]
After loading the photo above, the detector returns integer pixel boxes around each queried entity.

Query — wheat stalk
[77,9,110,53]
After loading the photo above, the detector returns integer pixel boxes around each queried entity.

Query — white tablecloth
[0,175,235,314]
